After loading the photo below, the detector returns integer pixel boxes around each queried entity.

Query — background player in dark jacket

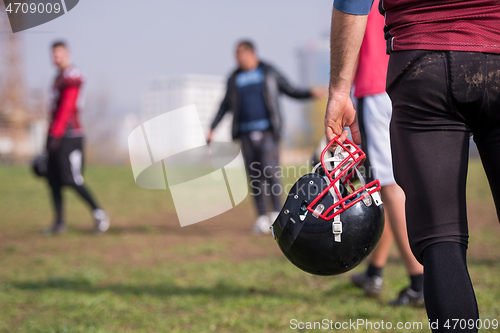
[208,40,325,233]
[44,41,109,235]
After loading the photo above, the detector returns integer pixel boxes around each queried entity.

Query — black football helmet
[32,153,48,178]
[271,136,384,276]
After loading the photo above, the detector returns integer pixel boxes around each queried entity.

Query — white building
[297,38,330,87]
[142,74,232,143]
[294,38,330,147]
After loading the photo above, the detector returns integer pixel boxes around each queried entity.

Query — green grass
[0,161,499,332]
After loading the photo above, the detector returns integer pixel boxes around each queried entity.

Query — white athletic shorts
[355,92,395,187]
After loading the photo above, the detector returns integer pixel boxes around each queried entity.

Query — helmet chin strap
[312,145,354,242]
[331,145,345,242]
[311,142,379,242]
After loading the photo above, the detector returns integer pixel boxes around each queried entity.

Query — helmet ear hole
[299,200,308,221]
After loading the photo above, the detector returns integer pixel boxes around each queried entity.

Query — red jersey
[49,66,84,138]
[382,0,500,54]
[354,0,389,98]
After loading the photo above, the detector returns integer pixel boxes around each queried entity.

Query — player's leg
[71,184,109,234]
[423,51,500,331]
[476,130,500,219]
[49,179,63,224]
[388,50,477,331]
[352,215,393,296]
[473,52,500,223]
[43,138,66,234]
[47,175,63,225]
[369,216,393,269]
[351,95,394,296]
[476,134,500,215]
[45,160,65,234]
[62,137,109,233]
[240,133,269,233]
[382,183,424,306]
[422,242,478,331]
[260,130,281,221]
[72,184,98,211]
[393,102,477,332]
[358,93,424,302]
[241,133,267,216]
[380,185,420,276]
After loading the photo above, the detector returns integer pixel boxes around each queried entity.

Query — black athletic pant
[240,130,282,216]
[48,174,99,225]
[47,136,99,225]
[387,50,500,332]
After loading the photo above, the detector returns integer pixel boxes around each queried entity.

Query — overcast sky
[14,0,332,117]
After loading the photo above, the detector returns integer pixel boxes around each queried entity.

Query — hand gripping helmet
[270,137,384,276]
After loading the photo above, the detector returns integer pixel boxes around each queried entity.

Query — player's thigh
[387,50,470,263]
[59,137,85,186]
[260,131,280,180]
[475,81,500,221]
[476,133,500,221]
[240,135,259,178]
[473,52,500,222]
[361,93,395,187]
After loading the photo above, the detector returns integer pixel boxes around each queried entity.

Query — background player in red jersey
[44,41,109,235]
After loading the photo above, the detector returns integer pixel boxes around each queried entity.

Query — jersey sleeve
[49,85,81,138]
[334,0,374,15]
[49,67,83,138]
[63,67,84,86]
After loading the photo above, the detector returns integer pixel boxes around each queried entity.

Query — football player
[326,1,500,331]
[208,40,325,234]
[44,41,109,235]
[349,1,424,306]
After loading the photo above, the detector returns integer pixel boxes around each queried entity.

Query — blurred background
[0,1,497,332]
[0,0,332,165]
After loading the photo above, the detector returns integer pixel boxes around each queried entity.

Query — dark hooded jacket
[210,61,312,140]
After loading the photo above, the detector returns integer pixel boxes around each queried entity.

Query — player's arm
[208,78,232,143]
[49,85,80,139]
[275,68,313,99]
[274,67,327,100]
[325,1,372,144]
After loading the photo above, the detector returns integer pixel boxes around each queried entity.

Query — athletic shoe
[252,215,271,234]
[268,211,280,223]
[389,287,424,307]
[41,223,66,236]
[351,272,384,297]
[93,209,110,234]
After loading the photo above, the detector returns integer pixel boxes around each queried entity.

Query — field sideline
[0,161,499,332]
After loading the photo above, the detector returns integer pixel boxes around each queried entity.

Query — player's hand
[47,136,61,153]
[206,129,214,144]
[325,90,360,145]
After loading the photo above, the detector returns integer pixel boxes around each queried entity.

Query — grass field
[0,161,499,332]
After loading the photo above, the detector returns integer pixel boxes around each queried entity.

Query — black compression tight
[49,181,99,225]
[387,50,500,332]
[423,242,479,332]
